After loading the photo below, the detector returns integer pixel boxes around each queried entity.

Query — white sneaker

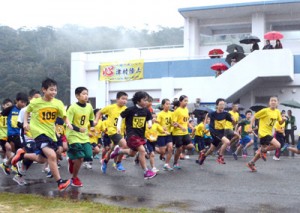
[83,162,92,169]
[273,156,280,161]
[152,167,159,173]
[17,161,26,176]
[13,174,27,186]
[184,155,190,159]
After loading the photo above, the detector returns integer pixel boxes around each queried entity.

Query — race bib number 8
[39,108,57,123]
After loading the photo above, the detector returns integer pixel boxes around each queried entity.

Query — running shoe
[184,155,190,159]
[57,162,61,169]
[93,154,100,159]
[11,149,25,166]
[11,165,19,174]
[217,156,226,164]
[163,164,173,171]
[144,169,156,179]
[232,152,238,160]
[101,160,107,174]
[273,156,280,161]
[152,167,159,173]
[257,148,267,161]
[110,145,120,159]
[247,162,257,172]
[134,157,140,165]
[173,163,181,169]
[58,179,72,191]
[13,174,26,186]
[71,177,83,187]
[281,143,290,152]
[46,170,53,178]
[179,153,185,160]
[0,163,10,175]
[159,154,166,161]
[116,162,125,172]
[68,159,74,174]
[83,162,92,169]
[199,152,207,165]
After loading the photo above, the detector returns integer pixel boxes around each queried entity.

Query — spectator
[251,41,259,52]
[231,58,237,66]
[274,39,283,49]
[263,40,273,50]
[285,109,296,145]
[194,98,201,109]
[215,70,222,77]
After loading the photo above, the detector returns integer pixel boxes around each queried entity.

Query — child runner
[94,91,128,174]
[145,112,164,173]
[232,110,254,160]
[66,87,94,187]
[0,93,28,175]
[172,95,195,169]
[273,110,286,161]
[199,98,235,165]
[156,99,173,171]
[110,91,156,179]
[247,96,286,172]
[284,134,300,155]
[11,78,72,191]
[0,99,13,171]
[224,103,240,151]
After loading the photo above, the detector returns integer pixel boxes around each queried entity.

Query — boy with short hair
[0,93,28,175]
[199,98,235,165]
[12,78,72,191]
[66,87,94,187]
[94,91,128,174]
[247,96,285,172]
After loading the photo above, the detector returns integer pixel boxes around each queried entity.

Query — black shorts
[224,129,235,140]
[35,134,60,158]
[260,135,274,146]
[8,135,23,150]
[194,136,204,150]
[0,139,7,152]
[103,134,112,147]
[109,133,123,145]
[210,130,224,147]
[173,134,192,148]
[146,140,156,154]
[275,132,285,146]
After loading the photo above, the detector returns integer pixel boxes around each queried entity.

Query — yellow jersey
[172,107,189,136]
[0,115,7,140]
[255,108,282,138]
[225,110,239,130]
[145,123,164,142]
[194,122,204,137]
[100,104,126,136]
[156,110,172,136]
[89,120,107,144]
[274,120,285,134]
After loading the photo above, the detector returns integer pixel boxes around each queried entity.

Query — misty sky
[0,0,270,29]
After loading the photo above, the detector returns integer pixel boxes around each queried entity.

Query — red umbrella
[264,31,284,40]
[211,63,228,71]
[208,49,224,58]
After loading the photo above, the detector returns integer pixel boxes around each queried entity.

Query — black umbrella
[226,44,244,53]
[250,104,267,112]
[193,107,214,123]
[239,35,261,44]
[225,52,245,65]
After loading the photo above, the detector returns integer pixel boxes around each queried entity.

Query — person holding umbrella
[251,41,259,52]
[263,40,274,50]
[246,96,286,172]
[274,39,283,49]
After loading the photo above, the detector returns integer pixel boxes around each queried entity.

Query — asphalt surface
[1,153,300,213]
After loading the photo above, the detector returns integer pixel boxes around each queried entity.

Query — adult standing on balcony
[285,110,296,145]
[262,40,273,50]
[274,40,283,49]
[251,41,259,52]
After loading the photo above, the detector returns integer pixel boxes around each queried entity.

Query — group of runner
[0,77,299,191]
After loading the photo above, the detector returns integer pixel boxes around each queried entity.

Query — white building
[71,0,300,131]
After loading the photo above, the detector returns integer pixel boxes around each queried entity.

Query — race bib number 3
[132,117,146,128]
[39,108,57,123]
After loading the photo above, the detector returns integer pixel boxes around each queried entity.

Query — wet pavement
[1,154,300,212]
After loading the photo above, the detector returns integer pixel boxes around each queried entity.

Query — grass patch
[0,192,164,213]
